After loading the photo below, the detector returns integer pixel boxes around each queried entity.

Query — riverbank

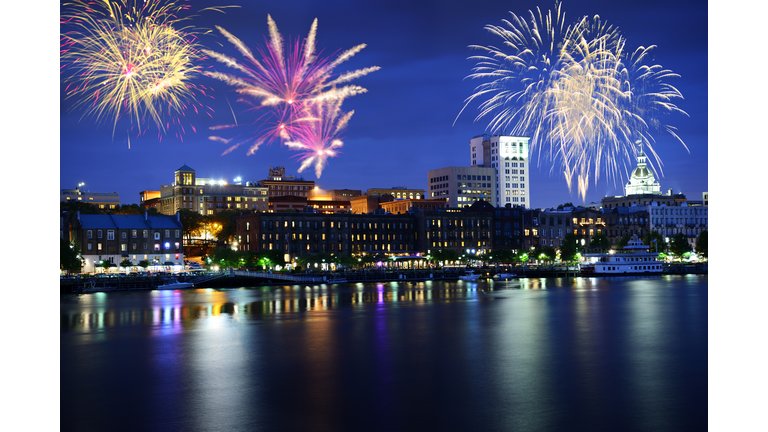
[61,263,707,293]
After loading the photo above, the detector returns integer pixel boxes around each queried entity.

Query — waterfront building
[158,165,269,216]
[418,208,493,257]
[526,208,573,250]
[427,166,497,208]
[61,186,120,211]
[235,211,419,260]
[647,203,708,251]
[69,211,184,273]
[488,204,525,250]
[603,207,650,247]
[470,134,530,207]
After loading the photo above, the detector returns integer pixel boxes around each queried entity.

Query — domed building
[624,145,662,196]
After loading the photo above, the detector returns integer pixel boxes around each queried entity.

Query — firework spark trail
[203,15,379,164]
[60,0,234,139]
[459,1,687,201]
[284,100,351,178]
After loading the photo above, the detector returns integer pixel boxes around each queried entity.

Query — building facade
[366,187,425,200]
[236,212,419,259]
[260,165,315,199]
[379,198,447,215]
[158,165,269,216]
[427,166,497,209]
[70,211,184,272]
[61,187,120,211]
[418,209,493,257]
[647,203,708,251]
[470,134,530,207]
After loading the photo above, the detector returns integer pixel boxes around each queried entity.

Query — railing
[231,270,324,283]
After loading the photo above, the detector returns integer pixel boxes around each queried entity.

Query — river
[61,275,707,432]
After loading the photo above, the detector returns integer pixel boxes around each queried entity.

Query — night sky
[58,0,708,208]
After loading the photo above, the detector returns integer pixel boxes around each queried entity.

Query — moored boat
[581,235,663,276]
[493,272,516,280]
[459,270,480,281]
[157,280,195,290]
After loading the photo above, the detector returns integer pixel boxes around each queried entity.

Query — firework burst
[284,100,352,178]
[202,15,379,161]
[60,0,232,139]
[460,1,687,200]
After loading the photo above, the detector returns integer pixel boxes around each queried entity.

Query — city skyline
[58,0,708,209]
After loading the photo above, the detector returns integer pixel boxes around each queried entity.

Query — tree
[112,204,145,215]
[643,231,666,253]
[488,248,517,265]
[256,250,285,270]
[60,238,83,273]
[668,233,692,262]
[560,233,580,263]
[557,202,574,210]
[138,260,150,270]
[119,258,133,268]
[60,201,101,215]
[211,210,240,244]
[616,235,632,249]
[541,246,557,263]
[178,209,204,242]
[695,231,708,259]
[588,232,611,251]
[430,249,459,267]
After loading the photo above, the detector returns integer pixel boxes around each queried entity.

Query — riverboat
[580,236,663,276]
[157,280,195,290]
[459,270,480,281]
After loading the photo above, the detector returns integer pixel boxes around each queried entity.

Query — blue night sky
[57,0,708,208]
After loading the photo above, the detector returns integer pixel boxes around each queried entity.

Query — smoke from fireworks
[459,1,687,200]
[202,15,379,173]
[60,0,233,139]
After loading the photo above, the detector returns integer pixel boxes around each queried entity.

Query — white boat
[494,272,516,280]
[157,280,195,290]
[324,278,347,284]
[581,235,663,276]
[459,270,480,281]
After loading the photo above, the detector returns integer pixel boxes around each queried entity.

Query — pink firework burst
[203,15,379,160]
[284,100,353,178]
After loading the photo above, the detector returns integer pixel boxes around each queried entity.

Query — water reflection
[61,283,497,332]
[61,276,707,431]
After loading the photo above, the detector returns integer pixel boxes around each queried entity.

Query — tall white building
[470,134,530,208]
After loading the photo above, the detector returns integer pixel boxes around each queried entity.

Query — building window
[143,230,148,238]
[154,232,160,240]
[97,230,102,239]
[87,230,92,239]
[107,230,114,240]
